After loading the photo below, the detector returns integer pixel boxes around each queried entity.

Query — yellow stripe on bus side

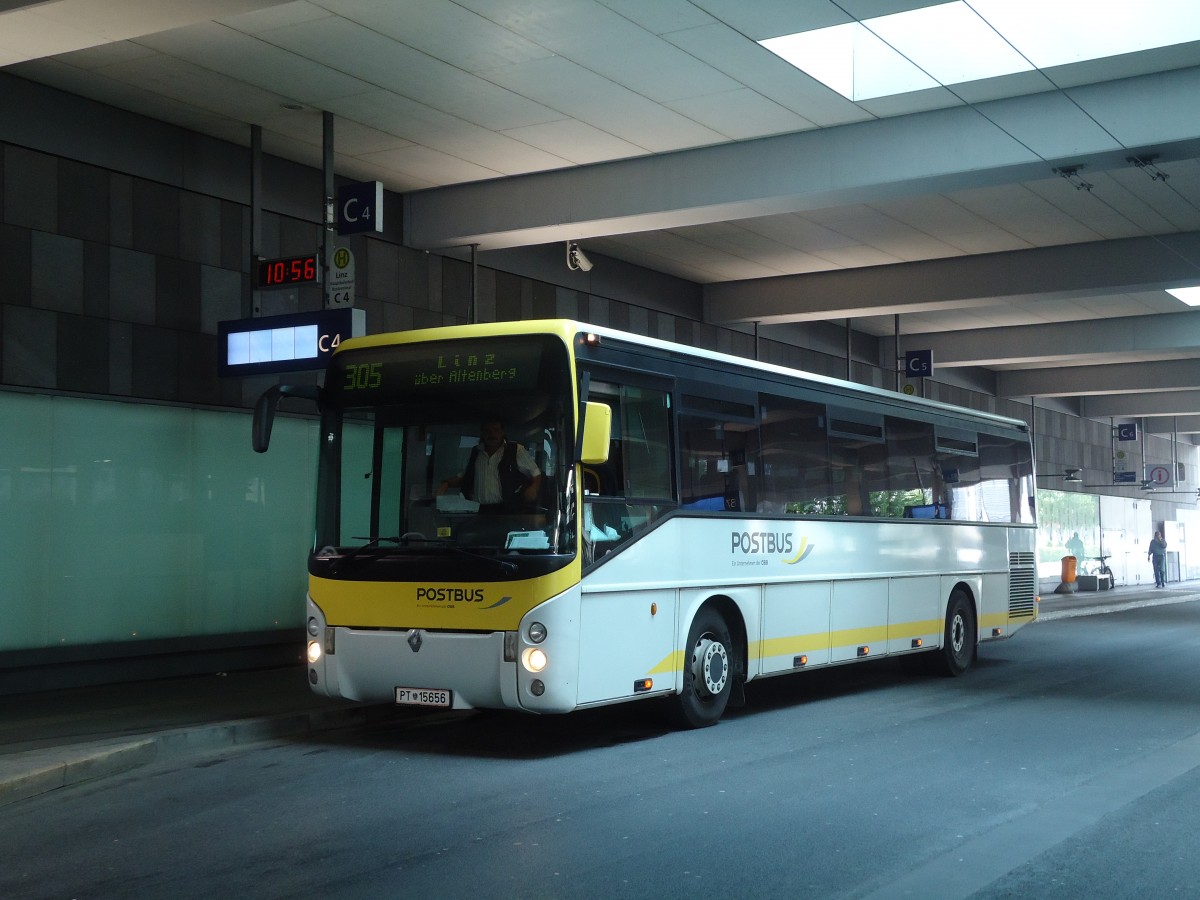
[887,618,945,640]
[649,650,685,675]
[753,632,830,661]
[828,624,892,648]
[648,617,947,677]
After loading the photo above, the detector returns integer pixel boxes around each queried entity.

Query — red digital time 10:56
[257,253,320,289]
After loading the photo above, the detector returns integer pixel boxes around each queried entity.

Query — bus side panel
[760,582,832,674]
[576,588,677,705]
[831,580,890,662]
[886,575,942,654]
[976,572,1011,638]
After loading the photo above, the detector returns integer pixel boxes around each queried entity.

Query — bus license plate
[395,687,452,708]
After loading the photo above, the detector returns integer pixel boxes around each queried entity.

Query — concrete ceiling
[5,0,1200,433]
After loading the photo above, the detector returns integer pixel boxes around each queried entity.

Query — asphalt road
[4,602,1200,900]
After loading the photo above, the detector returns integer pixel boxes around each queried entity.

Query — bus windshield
[315,334,575,563]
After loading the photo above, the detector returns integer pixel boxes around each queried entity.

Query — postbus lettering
[731,531,794,555]
[415,587,485,603]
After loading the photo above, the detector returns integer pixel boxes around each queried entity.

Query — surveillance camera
[566,241,593,272]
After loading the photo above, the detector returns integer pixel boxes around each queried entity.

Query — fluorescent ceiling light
[1167,286,1200,306]
[760,0,1200,101]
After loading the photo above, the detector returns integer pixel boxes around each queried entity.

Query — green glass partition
[0,392,316,652]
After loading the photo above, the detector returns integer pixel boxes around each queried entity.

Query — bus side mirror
[253,384,321,452]
[580,401,612,465]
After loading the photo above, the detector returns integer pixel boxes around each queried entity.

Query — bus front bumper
[305,597,578,714]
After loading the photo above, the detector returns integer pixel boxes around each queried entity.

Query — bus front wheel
[673,607,734,728]
[934,589,977,677]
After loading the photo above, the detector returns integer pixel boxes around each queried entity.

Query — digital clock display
[257,253,320,289]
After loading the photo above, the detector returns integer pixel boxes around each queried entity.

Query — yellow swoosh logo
[781,537,812,565]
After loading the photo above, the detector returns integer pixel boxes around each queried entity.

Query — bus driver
[437,420,543,513]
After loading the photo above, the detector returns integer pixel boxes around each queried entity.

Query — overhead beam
[1082,390,1200,419]
[899,310,1200,368]
[406,67,1200,252]
[408,105,1046,250]
[706,232,1200,324]
[1143,415,1200,435]
[1143,415,1200,434]
[997,359,1200,398]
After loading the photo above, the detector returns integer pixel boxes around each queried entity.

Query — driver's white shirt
[472,441,540,504]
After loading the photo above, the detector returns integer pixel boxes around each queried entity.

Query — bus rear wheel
[933,589,977,677]
[673,607,733,728]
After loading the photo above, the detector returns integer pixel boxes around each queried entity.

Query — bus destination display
[339,339,548,399]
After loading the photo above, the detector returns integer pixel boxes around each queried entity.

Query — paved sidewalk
[1037,576,1200,620]
[3,579,1198,808]
[0,665,382,808]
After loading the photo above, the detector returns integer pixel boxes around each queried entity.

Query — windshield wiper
[329,534,517,576]
[327,535,403,574]
[452,546,517,576]
[396,535,518,574]
[352,535,402,546]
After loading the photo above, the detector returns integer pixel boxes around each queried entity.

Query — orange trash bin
[1061,555,1078,583]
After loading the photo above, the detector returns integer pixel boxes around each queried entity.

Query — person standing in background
[1148,530,1167,588]
[1066,531,1085,563]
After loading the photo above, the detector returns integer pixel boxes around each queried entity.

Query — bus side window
[680,414,726,508]
[619,387,672,499]
[678,394,758,513]
[586,382,673,500]
[873,417,938,518]
[969,430,1033,523]
[758,394,829,515]
[582,381,673,568]
[679,415,757,512]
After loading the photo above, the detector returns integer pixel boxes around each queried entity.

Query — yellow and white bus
[254,319,1037,727]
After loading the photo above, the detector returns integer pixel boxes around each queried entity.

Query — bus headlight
[527,621,547,644]
[522,647,548,673]
[307,641,323,664]
[307,617,321,637]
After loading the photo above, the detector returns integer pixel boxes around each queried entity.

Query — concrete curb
[0,739,158,808]
[1038,591,1200,622]
[0,704,382,808]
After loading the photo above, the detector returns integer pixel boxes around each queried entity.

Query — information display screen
[218,308,364,376]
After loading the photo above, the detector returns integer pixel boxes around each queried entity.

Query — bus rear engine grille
[1008,553,1037,619]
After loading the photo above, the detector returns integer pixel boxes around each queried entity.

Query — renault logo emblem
[407,629,422,652]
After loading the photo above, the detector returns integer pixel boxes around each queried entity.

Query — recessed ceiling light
[760,0,1200,102]
[1167,286,1200,306]
[280,102,307,111]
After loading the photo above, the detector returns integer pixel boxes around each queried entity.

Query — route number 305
[343,362,382,390]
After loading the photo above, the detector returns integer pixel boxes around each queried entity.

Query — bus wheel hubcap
[692,636,729,698]
[951,615,965,653]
